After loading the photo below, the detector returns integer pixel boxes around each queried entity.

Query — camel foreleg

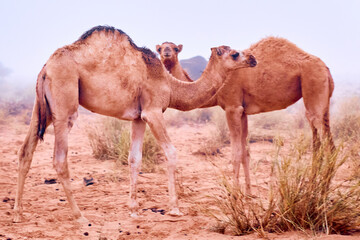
[141,110,182,216]
[226,106,251,194]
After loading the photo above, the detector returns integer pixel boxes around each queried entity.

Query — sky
[0,0,359,90]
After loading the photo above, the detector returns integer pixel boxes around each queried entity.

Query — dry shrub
[196,108,229,156]
[332,96,360,141]
[87,117,162,173]
[209,137,360,236]
[275,139,360,234]
[332,96,360,179]
[208,177,276,236]
[165,108,214,127]
[0,100,32,116]
[0,108,6,124]
[249,110,292,131]
[87,117,130,161]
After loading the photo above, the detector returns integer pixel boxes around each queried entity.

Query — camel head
[156,42,183,67]
[210,46,257,71]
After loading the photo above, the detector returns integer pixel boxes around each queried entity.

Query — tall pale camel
[157,37,334,194]
[13,26,257,223]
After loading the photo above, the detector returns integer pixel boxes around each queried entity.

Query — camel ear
[211,47,224,56]
[177,44,183,53]
[156,45,161,54]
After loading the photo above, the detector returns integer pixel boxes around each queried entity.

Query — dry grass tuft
[274,139,359,234]
[208,176,277,236]
[196,108,229,156]
[332,96,360,179]
[332,96,360,141]
[209,137,360,236]
[87,118,130,161]
[165,108,214,127]
[87,117,162,173]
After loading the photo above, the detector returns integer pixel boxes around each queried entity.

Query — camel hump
[76,25,158,65]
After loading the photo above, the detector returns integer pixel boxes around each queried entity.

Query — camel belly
[79,80,142,120]
[244,84,302,115]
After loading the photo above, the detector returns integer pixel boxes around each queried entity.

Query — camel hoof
[168,208,183,216]
[76,215,89,224]
[130,212,139,218]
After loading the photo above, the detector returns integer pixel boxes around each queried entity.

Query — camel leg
[302,71,334,152]
[13,100,52,222]
[141,110,182,216]
[52,112,86,222]
[226,106,251,194]
[128,119,146,217]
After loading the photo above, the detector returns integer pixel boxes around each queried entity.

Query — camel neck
[169,62,193,82]
[167,59,225,111]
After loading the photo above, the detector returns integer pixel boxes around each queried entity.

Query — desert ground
[0,104,359,240]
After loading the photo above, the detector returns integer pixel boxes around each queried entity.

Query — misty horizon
[1,0,360,100]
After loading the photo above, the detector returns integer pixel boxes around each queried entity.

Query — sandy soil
[0,112,359,240]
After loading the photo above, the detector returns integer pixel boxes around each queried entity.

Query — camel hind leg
[128,119,146,217]
[13,99,52,222]
[52,112,86,221]
[301,65,334,152]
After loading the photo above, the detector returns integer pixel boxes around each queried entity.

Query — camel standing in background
[14,25,257,223]
[156,42,193,82]
[157,37,334,194]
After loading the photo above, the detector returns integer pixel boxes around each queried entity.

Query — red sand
[0,113,358,240]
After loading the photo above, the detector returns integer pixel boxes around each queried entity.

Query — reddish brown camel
[157,37,334,194]
[13,26,257,223]
[156,42,193,82]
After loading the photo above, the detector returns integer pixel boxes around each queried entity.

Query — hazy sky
[1,0,359,86]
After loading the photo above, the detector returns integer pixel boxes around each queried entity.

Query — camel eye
[157,47,161,52]
[231,52,240,60]
[174,48,179,52]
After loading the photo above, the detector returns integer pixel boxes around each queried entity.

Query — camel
[156,42,193,82]
[157,37,335,194]
[13,25,257,223]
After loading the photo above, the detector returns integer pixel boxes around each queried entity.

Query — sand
[0,112,359,240]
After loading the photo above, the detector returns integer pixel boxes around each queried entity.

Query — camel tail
[36,65,48,140]
[327,67,335,98]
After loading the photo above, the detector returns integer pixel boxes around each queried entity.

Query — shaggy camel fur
[157,37,334,194]
[156,42,193,82]
[13,26,257,223]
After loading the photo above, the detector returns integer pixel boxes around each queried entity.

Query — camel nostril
[249,55,257,67]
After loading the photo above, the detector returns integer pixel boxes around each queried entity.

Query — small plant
[87,117,162,173]
[165,108,214,127]
[332,96,360,141]
[87,117,130,161]
[275,139,360,234]
[196,108,229,156]
[209,137,360,236]
[208,176,277,236]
